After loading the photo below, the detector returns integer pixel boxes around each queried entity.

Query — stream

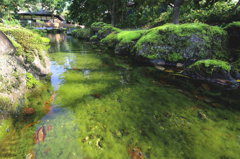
[0,34,240,159]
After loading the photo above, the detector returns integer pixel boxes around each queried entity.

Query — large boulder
[0,25,51,109]
[224,22,240,50]
[135,23,228,63]
[0,31,15,55]
[90,22,121,41]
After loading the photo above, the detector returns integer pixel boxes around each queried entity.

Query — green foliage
[190,59,231,72]
[26,73,41,89]
[181,2,236,24]
[69,0,167,27]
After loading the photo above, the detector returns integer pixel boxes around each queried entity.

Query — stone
[151,59,166,66]
[135,23,227,63]
[0,31,15,55]
[128,147,144,159]
[23,107,36,115]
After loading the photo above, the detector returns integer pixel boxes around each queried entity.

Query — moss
[26,73,41,89]
[224,21,240,30]
[135,23,227,61]
[190,59,231,72]
[136,23,226,50]
[165,52,184,62]
[101,30,147,49]
[91,22,121,41]
[0,26,50,63]
[90,35,98,41]
[0,97,13,111]
[100,32,119,47]
[0,119,12,140]
[117,30,147,43]
[6,35,24,56]
[72,28,91,39]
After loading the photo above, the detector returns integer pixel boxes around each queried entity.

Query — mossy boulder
[101,30,147,55]
[135,23,228,63]
[90,22,121,41]
[224,22,240,50]
[0,24,50,110]
[72,28,91,40]
[183,59,238,86]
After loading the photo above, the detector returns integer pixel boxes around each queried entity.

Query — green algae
[1,35,240,159]
[50,38,240,159]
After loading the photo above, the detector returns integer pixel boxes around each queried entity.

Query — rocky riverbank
[0,24,51,111]
[73,22,240,88]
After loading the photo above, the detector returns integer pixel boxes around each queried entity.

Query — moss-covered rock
[90,22,121,41]
[0,24,51,111]
[72,28,91,40]
[183,59,238,86]
[0,26,49,63]
[224,22,240,49]
[135,23,228,62]
[101,30,147,55]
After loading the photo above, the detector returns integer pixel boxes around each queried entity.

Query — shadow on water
[0,33,240,159]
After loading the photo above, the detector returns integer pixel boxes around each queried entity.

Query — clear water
[0,34,240,159]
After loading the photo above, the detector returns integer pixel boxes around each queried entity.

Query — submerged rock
[128,147,144,159]
[23,107,36,116]
[35,126,46,143]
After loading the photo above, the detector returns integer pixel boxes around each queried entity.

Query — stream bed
[0,34,240,159]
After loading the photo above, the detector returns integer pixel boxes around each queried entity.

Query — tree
[172,0,184,24]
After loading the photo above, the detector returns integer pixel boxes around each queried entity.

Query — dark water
[0,34,240,159]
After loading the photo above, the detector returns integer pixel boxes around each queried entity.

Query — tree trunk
[111,0,116,26]
[172,0,184,24]
[233,0,240,13]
